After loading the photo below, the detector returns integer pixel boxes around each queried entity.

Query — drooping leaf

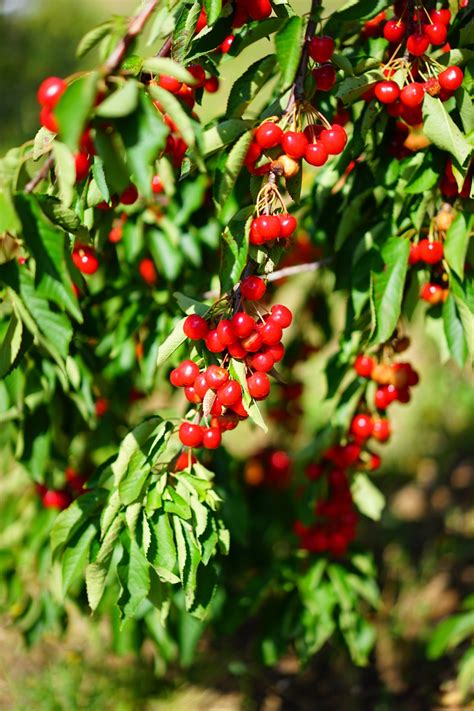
[423,95,472,167]
[227,55,276,118]
[275,17,304,88]
[55,72,99,151]
[371,236,410,344]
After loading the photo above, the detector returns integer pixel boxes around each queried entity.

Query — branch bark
[103,0,161,75]
[292,0,322,103]
[24,156,54,194]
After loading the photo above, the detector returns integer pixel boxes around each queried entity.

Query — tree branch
[24,156,54,194]
[293,0,322,103]
[267,257,331,282]
[102,0,160,74]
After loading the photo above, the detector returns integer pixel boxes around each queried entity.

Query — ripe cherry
[216,319,236,346]
[374,80,400,104]
[195,6,207,33]
[424,22,447,45]
[42,489,71,510]
[158,75,182,93]
[204,76,219,93]
[228,341,247,359]
[179,422,203,447]
[350,414,373,440]
[40,106,59,133]
[187,64,206,88]
[265,341,284,362]
[139,258,158,286]
[281,131,308,159]
[418,239,443,264]
[245,142,262,167]
[372,418,391,442]
[409,243,421,265]
[255,122,283,149]
[254,215,280,241]
[74,152,91,182]
[95,397,109,417]
[180,360,200,386]
[278,214,297,238]
[354,354,375,378]
[72,244,99,275]
[217,380,242,406]
[202,427,222,449]
[420,283,444,304]
[37,76,66,108]
[248,0,272,21]
[220,35,235,53]
[270,304,292,328]
[151,175,164,194]
[305,142,328,166]
[308,35,335,63]
[320,125,347,155]
[250,351,274,372]
[240,330,263,352]
[232,312,255,339]
[184,314,209,340]
[247,371,270,400]
[406,32,429,56]
[313,63,337,91]
[430,8,451,25]
[259,320,283,346]
[400,82,425,107]
[120,185,139,205]
[205,329,226,353]
[383,20,406,43]
[174,451,197,471]
[241,275,266,301]
[108,226,122,243]
[193,373,209,399]
[205,365,229,390]
[438,66,464,91]
[184,385,202,403]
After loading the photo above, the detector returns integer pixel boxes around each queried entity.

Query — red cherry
[383,19,406,43]
[304,124,323,142]
[204,76,219,93]
[95,397,109,417]
[418,239,443,264]
[430,9,451,26]
[438,66,464,91]
[308,35,335,63]
[229,397,249,418]
[250,351,274,372]
[313,63,337,92]
[202,427,222,449]
[179,359,200,386]
[193,373,209,399]
[424,22,448,46]
[258,320,282,346]
[174,451,197,471]
[228,341,247,359]
[400,82,425,107]
[374,80,400,104]
[176,83,195,109]
[369,453,382,471]
[245,142,262,166]
[72,244,99,275]
[216,319,236,346]
[255,122,283,150]
[320,125,347,155]
[248,0,272,21]
[120,185,139,205]
[240,330,263,352]
[241,275,266,301]
[247,372,270,400]
[232,312,255,339]
[220,35,235,53]
[42,489,71,510]
[278,214,297,238]
[40,106,59,133]
[74,152,91,182]
[374,386,392,410]
[387,100,403,117]
[249,218,265,245]
[108,226,122,243]
[151,175,164,193]
[406,32,429,56]
[217,380,242,406]
[255,215,280,241]
[420,283,444,304]
[270,304,292,328]
[354,354,375,378]
[184,385,202,404]
[265,342,284,362]
[372,418,391,442]
[158,75,182,93]
[305,142,328,166]
[37,76,66,108]
[139,257,158,286]
[205,365,229,390]
[184,314,209,340]
[179,422,203,447]
[350,414,373,440]
[170,367,185,387]
[195,6,207,33]
[187,64,206,88]
[205,329,226,353]
[281,131,308,159]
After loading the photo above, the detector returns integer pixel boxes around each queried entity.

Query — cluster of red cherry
[170,276,292,451]
[244,116,348,177]
[36,467,87,510]
[366,4,463,127]
[354,353,419,411]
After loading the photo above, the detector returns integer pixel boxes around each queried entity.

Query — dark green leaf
[55,72,99,151]
[442,293,468,368]
[227,55,276,118]
[371,237,410,344]
[275,17,304,88]
[445,212,471,280]
[423,95,472,167]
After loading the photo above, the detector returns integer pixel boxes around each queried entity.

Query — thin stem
[267,257,331,282]
[293,0,322,102]
[24,156,54,194]
[103,0,160,74]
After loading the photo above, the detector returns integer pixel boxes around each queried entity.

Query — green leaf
[116,91,169,197]
[148,84,195,149]
[351,473,386,521]
[445,212,471,280]
[371,236,410,344]
[163,487,192,520]
[423,95,472,167]
[148,227,183,280]
[52,142,76,208]
[55,72,99,151]
[172,1,202,64]
[229,18,285,54]
[0,312,23,380]
[275,17,304,88]
[227,55,276,118]
[151,511,179,583]
[156,317,187,369]
[118,537,150,618]
[336,70,382,105]
[61,524,96,596]
[35,195,81,233]
[427,611,474,659]
[203,119,248,156]
[86,561,109,612]
[142,57,194,84]
[458,646,474,699]
[112,417,165,486]
[220,206,252,292]
[119,466,151,506]
[442,294,468,368]
[203,0,222,25]
[51,490,106,556]
[215,131,252,210]
[77,21,112,58]
[93,131,130,194]
[95,79,140,118]
[326,0,387,23]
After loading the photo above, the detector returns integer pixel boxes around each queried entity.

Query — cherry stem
[25,156,54,194]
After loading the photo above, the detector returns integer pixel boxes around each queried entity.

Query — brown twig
[24,156,54,194]
[103,0,161,74]
[289,0,322,107]
[267,257,331,282]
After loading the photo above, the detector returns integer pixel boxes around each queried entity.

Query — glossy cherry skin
[232,312,255,339]
[438,66,464,91]
[305,142,328,166]
[72,244,99,275]
[383,19,406,43]
[247,372,270,400]
[37,76,66,108]
[202,427,222,449]
[418,239,443,264]
[278,213,297,238]
[241,275,266,301]
[350,414,374,440]
[281,131,308,159]
[406,32,429,56]
[374,80,400,104]
[184,314,209,340]
[158,74,181,93]
[308,35,335,63]
[400,82,425,107]
[217,380,242,406]
[255,122,283,149]
[179,422,203,447]
[320,125,347,154]
[217,319,237,345]
[424,22,447,46]
[313,63,337,91]
[270,304,292,328]
[354,354,375,378]
[205,365,229,390]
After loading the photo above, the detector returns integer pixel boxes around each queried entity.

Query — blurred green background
[0,1,473,709]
